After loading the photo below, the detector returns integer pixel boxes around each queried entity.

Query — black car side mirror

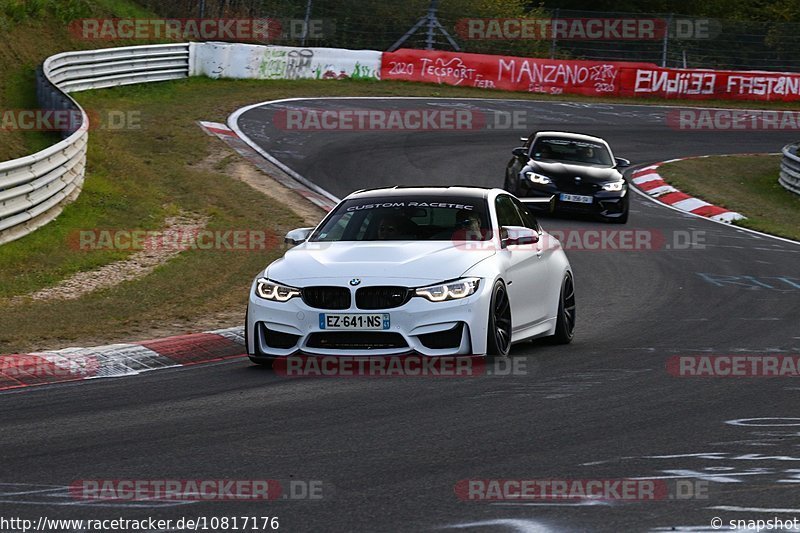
[614,157,631,168]
[512,147,529,160]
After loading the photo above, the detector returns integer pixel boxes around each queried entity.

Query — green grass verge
[657,154,800,241]
[0,0,162,161]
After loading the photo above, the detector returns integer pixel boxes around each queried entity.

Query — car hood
[265,241,496,285]
[528,161,622,183]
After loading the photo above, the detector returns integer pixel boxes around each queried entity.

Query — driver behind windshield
[376,214,415,240]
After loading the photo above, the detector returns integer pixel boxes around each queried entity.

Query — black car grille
[556,180,600,194]
[306,332,408,350]
[302,286,351,310]
[356,286,412,310]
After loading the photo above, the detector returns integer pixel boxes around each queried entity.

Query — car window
[495,195,524,227]
[511,198,541,232]
[322,211,354,241]
[311,196,492,242]
[532,137,612,166]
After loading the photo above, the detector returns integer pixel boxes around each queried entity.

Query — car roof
[533,131,609,145]
[347,186,496,200]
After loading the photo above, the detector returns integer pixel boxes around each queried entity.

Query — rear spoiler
[519,195,555,214]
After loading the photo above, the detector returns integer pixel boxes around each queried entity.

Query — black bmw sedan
[504,131,631,223]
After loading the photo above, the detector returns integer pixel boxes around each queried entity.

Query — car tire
[549,272,576,344]
[486,280,512,357]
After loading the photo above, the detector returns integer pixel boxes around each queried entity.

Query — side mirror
[511,147,529,160]
[284,227,313,246]
[500,226,539,248]
[614,157,631,168]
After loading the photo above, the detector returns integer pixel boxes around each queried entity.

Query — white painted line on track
[710,505,800,513]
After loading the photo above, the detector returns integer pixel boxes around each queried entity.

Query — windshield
[310,195,492,242]
[532,138,613,166]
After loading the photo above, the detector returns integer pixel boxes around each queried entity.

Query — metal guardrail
[779,143,800,197]
[0,43,190,245]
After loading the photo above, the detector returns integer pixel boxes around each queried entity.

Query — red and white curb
[631,157,745,223]
[0,327,245,392]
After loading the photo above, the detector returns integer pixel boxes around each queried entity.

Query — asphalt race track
[3,99,800,532]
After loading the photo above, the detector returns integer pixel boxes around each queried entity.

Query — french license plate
[560,193,593,204]
[319,313,390,330]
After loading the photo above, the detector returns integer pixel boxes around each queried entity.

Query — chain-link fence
[545,9,800,71]
[136,0,800,71]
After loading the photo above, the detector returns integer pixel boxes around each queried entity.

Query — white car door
[494,195,550,334]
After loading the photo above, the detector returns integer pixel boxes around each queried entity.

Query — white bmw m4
[245,186,575,364]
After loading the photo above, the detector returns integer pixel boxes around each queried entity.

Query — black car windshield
[532,138,613,166]
[310,195,492,242]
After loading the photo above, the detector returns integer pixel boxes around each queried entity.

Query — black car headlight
[601,181,625,192]
[524,171,552,185]
[255,278,301,302]
[415,278,480,302]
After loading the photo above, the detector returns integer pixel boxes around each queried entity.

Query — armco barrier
[0,43,191,245]
[0,42,381,245]
[779,143,800,196]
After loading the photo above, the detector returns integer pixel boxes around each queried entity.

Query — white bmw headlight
[255,278,301,302]
[415,278,480,302]
[524,172,552,185]
[601,181,625,192]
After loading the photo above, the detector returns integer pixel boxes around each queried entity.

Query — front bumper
[246,279,493,357]
[519,182,628,218]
